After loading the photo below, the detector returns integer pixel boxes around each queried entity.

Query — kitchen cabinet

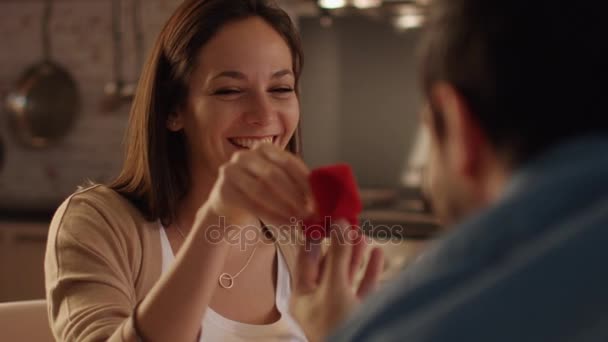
[0,221,49,302]
[373,238,429,282]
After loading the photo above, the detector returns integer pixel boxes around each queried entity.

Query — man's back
[332,137,608,341]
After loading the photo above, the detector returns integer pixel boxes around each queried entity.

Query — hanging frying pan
[0,134,4,172]
[4,0,80,148]
[101,0,143,112]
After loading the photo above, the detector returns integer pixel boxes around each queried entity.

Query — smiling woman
[111,1,304,226]
[44,1,314,341]
[164,16,300,191]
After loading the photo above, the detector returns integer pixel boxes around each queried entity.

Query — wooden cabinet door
[0,222,49,302]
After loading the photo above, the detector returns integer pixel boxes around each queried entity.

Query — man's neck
[480,157,513,206]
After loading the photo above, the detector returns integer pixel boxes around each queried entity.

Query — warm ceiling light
[394,14,424,30]
[318,0,347,9]
[353,0,382,9]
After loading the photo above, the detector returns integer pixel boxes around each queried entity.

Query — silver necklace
[174,222,258,289]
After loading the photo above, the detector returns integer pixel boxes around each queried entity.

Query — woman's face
[170,16,299,177]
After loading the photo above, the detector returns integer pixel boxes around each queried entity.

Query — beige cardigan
[44,185,299,341]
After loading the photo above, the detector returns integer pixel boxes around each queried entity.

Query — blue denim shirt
[330,136,608,342]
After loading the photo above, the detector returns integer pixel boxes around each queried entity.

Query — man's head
[419,0,608,225]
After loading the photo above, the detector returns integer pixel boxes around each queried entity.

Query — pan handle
[42,0,54,62]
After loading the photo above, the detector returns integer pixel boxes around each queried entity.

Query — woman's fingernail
[306,200,315,215]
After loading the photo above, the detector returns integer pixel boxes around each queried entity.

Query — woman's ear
[166,112,184,132]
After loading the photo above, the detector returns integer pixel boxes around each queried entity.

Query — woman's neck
[175,170,215,234]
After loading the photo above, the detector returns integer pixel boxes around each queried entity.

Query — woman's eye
[271,87,294,94]
[214,88,242,96]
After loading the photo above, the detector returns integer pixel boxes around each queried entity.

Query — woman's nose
[244,92,277,126]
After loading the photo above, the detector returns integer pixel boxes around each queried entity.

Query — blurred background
[0,0,437,302]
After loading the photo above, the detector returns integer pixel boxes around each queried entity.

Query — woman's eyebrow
[271,69,293,79]
[211,70,247,81]
[209,69,293,82]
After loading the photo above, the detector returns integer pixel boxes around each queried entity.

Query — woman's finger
[294,239,323,295]
[224,163,296,222]
[325,219,354,286]
[234,151,311,218]
[257,144,311,200]
[348,227,367,284]
[356,247,384,299]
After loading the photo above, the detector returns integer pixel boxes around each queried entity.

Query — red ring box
[303,163,362,239]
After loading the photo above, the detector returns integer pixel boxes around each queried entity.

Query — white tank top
[159,226,308,342]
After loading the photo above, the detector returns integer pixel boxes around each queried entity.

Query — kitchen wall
[299,16,423,187]
[0,0,184,214]
[0,0,185,301]
[0,2,423,215]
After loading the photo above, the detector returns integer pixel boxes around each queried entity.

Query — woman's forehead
[193,17,293,76]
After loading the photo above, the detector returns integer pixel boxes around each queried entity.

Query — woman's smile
[228,135,278,149]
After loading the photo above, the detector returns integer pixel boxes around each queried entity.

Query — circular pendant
[218,273,234,289]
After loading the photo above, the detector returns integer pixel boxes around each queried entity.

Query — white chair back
[0,300,54,341]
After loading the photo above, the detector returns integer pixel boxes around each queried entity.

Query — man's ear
[430,82,486,180]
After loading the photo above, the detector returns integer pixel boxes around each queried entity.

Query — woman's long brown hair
[109,0,303,225]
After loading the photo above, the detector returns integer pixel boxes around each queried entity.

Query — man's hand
[290,220,385,342]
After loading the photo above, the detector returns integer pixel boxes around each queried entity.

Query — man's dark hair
[420,0,608,165]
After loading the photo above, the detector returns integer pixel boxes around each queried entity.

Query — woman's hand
[205,143,314,226]
[290,220,385,342]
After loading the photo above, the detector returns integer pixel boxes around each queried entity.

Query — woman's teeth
[230,136,274,149]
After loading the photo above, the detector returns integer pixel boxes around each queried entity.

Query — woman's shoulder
[66,183,134,213]
[45,185,163,323]
[57,184,143,222]
[49,184,157,246]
